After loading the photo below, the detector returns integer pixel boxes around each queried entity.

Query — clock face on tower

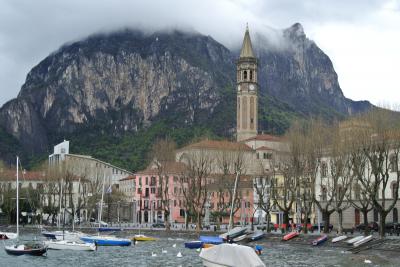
[249,84,255,91]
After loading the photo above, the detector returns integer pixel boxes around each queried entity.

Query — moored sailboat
[44,239,96,251]
[4,157,47,256]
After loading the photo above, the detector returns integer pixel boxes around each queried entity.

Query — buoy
[364,259,372,264]
[172,243,176,248]
[162,249,167,253]
[151,252,157,257]
[177,251,183,258]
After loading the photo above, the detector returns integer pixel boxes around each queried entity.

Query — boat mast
[98,173,106,226]
[228,172,240,231]
[16,156,19,238]
[58,178,63,229]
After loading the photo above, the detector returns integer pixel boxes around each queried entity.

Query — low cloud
[0,0,398,106]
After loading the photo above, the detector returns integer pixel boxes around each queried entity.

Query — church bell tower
[237,25,258,142]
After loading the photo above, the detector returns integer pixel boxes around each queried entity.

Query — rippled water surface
[0,233,394,267]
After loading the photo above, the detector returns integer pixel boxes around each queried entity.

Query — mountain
[0,23,371,170]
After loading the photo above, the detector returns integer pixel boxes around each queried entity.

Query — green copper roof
[239,25,255,58]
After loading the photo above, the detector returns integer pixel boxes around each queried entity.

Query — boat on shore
[312,235,328,246]
[282,232,299,241]
[233,234,248,243]
[98,227,122,232]
[353,235,373,247]
[332,235,347,243]
[45,240,96,251]
[184,241,204,249]
[80,235,131,246]
[199,243,266,267]
[219,227,248,240]
[248,231,265,242]
[346,236,364,246]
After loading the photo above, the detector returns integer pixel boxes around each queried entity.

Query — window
[321,186,327,201]
[256,153,259,159]
[137,188,142,194]
[321,162,328,177]
[151,187,156,194]
[243,70,247,80]
[390,154,398,172]
[263,153,267,159]
[145,177,148,185]
[250,70,253,80]
[145,188,149,197]
[174,200,177,207]
[151,176,156,186]
[392,182,398,199]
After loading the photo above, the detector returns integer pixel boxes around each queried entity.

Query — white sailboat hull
[346,236,364,245]
[353,235,373,247]
[332,235,347,243]
[45,240,96,251]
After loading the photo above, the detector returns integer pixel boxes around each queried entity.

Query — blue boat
[249,231,265,241]
[184,241,204,249]
[312,235,328,246]
[98,227,122,232]
[199,236,223,245]
[80,235,131,246]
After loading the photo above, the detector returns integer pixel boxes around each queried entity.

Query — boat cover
[199,244,266,267]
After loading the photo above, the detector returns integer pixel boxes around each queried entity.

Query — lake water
[0,233,395,267]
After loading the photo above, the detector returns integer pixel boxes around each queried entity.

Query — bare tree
[149,138,177,231]
[179,148,213,233]
[358,109,400,237]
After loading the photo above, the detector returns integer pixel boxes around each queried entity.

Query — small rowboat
[199,236,223,245]
[346,236,364,246]
[282,232,299,241]
[233,234,248,243]
[332,235,347,243]
[249,231,265,242]
[184,241,204,249]
[132,234,157,241]
[219,227,248,240]
[353,235,373,247]
[312,234,328,246]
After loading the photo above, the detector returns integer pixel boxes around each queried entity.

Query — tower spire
[240,25,255,58]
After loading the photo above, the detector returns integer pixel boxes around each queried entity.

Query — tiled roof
[120,175,135,182]
[256,146,275,151]
[0,170,85,182]
[134,162,187,176]
[181,140,253,152]
[244,134,283,142]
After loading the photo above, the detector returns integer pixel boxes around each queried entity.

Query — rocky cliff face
[0,24,371,165]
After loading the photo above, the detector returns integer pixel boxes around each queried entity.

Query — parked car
[355,222,378,232]
[311,222,333,232]
[152,222,165,228]
[385,222,400,231]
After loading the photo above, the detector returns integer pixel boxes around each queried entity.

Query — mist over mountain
[0,23,371,169]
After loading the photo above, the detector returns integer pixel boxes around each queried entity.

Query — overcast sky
[0,0,399,108]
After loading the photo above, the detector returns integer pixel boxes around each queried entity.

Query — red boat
[282,231,299,241]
